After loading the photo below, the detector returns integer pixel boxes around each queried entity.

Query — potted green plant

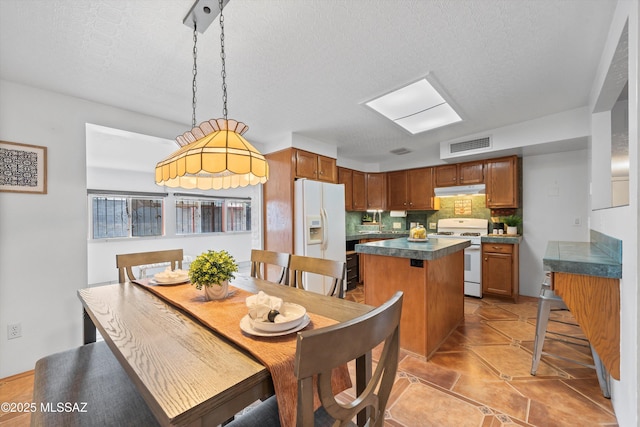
[503,215,522,235]
[189,250,238,300]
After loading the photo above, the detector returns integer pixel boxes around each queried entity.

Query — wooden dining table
[78,275,373,426]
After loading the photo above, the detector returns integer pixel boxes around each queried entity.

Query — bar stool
[531,273,611,398]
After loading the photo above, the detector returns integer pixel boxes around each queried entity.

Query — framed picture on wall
[0,141,47,194]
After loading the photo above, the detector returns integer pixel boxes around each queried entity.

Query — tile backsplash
[346,195,495,235]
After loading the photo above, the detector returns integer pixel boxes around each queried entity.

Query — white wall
[588,1,639,425]
[0,80,260,377]
[439,107,590,161]
[520,150,590,297]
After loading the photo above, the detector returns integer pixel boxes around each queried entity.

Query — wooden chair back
[116,249,183,283]
[295,291,403,427]
[288,255,346,298]
[250,249,291,284]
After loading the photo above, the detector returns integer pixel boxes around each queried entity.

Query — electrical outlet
[573,217,581,226]
[429,222,436,230]
[7,323,21,339]
[392,222,401,229]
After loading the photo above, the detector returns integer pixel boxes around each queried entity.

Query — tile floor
[0,285,618,427]
[341,284,618,426]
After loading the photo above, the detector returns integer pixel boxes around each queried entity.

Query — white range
[428,218,488,298]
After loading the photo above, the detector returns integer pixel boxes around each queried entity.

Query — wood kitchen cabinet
[387,170,408,210]
[294,149,337,183]
[358,238,392,285]
[387,167,435,210]
[482,242,519,303]
[346,250,359,290]
[365,173,386,210]
[338,167,353,210]
[485,155,519,208]
[434,161,484,187]
[352,171,366,211]
[263,148,337,280]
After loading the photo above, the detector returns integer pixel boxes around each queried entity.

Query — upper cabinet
[387,170,408,210]
[338,167,353,210]
[434,164,457,187]
[485,156,520,208]
[330,155,518,212]
[352,171,366,211]
[434,161,484,187]
[387,167,435,210]
[365,173,386,210]
[294,149,337,183]
[339,168,369,211]
[459,161,484,185]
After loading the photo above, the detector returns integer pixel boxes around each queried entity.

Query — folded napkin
[154,268,188,281]
[246,291,283,322]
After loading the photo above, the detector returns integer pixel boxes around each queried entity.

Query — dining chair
[288,254,346,298]
[250,249,291,284]
[32,341,160,426]
[226,291,403,427]
[116,249,184,283]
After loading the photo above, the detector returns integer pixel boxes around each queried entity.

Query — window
[226,200,251,231]
[175,196,251,235]
[90,192,164,239]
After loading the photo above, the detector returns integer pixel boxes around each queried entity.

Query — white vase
[203,281,229,301]
[506,226,518,235]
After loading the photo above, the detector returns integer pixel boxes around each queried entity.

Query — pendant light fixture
[155,0,269,190]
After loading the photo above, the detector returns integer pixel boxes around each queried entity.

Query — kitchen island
[356,237,470,358]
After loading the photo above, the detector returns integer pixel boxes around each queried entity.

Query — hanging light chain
[191,23,198,128]
[219,0,228,120]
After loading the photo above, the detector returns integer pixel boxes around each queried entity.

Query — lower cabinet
[482,243,519,303]
[346,250,359,290]
[358,238,392,285]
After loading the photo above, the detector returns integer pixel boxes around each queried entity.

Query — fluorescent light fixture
[365,78,462,134]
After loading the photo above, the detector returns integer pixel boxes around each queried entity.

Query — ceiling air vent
[390,147,411,155]
[449,137,491,154]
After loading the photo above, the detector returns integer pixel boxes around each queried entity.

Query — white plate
[149,278,189,285]
[407,238,429,242]
[250,302,307,332]
[240,314,310,337]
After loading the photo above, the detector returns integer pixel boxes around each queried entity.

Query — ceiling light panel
[365,78,462,134]
[366,80,444,119]
[395,103,462,134]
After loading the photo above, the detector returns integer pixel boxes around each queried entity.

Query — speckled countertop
[543,240,622,279]
[355,237,470,261]
[481,235,523,244]
[346,232,410,241]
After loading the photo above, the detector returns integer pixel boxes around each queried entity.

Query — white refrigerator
[294,179,346,295]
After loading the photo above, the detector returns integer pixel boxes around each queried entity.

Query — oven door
[463,245,482,297]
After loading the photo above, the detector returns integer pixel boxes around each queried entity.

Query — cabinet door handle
[484,258,488,261]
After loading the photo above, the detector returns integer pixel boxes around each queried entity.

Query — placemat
[133,279,351,426]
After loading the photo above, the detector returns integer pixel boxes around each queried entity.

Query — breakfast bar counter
[542,232,622,380]
[356,237,470,358]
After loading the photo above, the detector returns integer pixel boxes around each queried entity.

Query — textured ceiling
[0,0,616,166]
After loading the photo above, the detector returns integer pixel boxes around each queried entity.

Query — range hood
[434,184,486,197]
